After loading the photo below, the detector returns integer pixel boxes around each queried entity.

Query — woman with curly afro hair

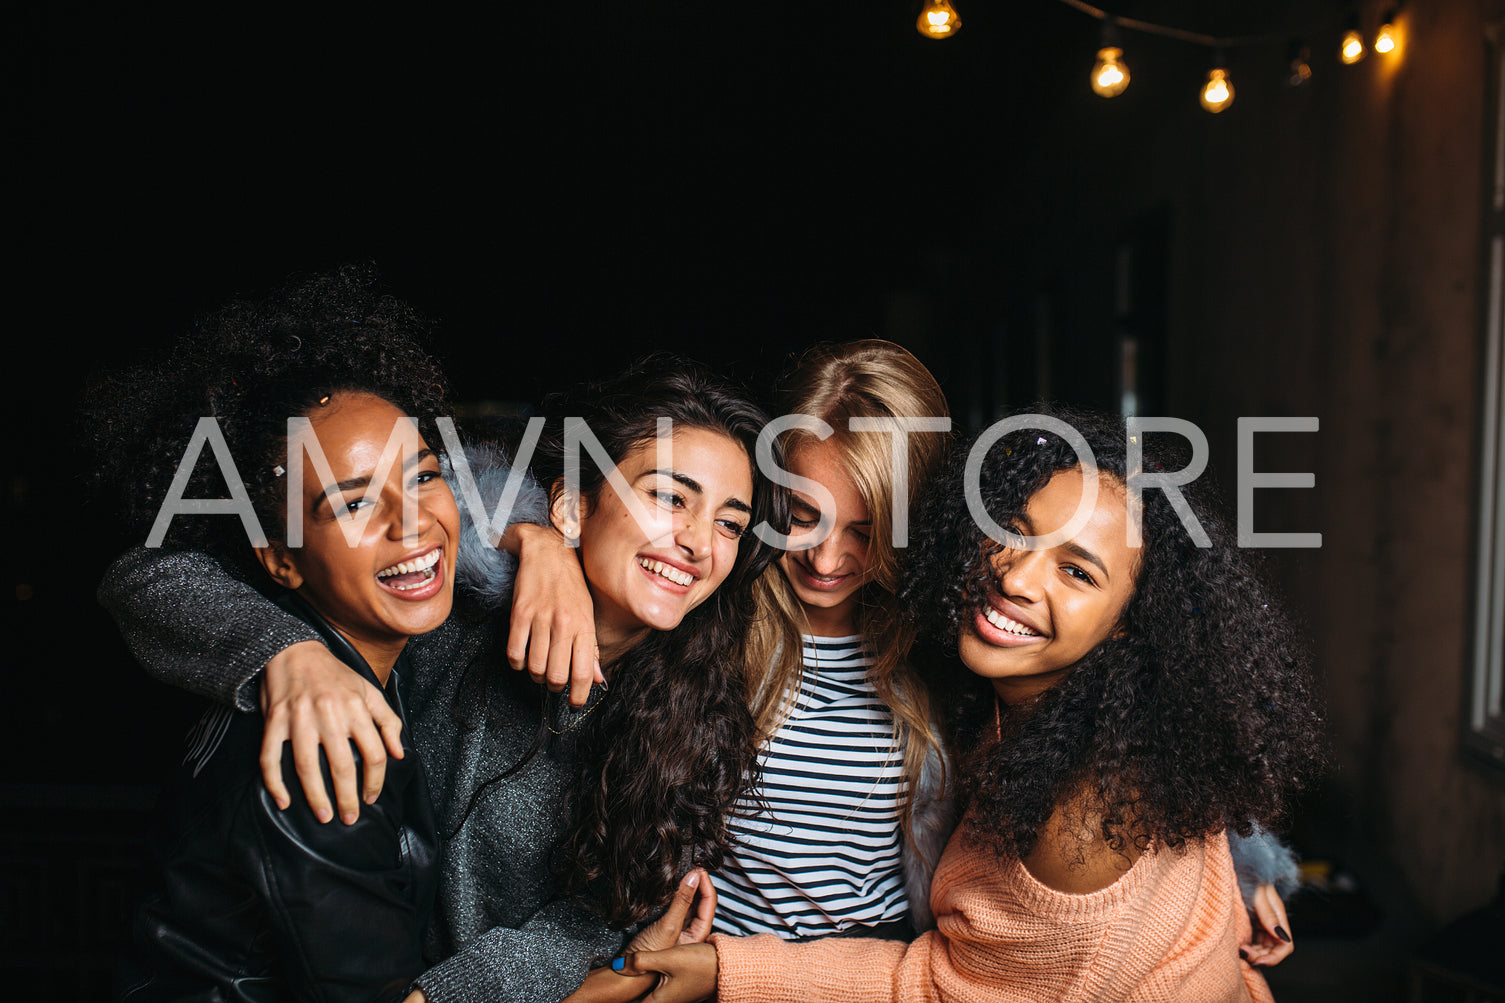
[96,268,791,1003]
[617,405,1326,1003]
[93,266,461,1001]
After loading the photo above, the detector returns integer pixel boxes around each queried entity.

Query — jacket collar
[273,590,405,698]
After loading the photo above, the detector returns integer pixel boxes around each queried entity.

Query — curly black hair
[900,405,1326,861]
[531,356,788,928]
[85,265,448,571]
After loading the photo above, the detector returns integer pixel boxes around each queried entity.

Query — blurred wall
[941,0,1505,924]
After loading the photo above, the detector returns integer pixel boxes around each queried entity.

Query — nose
[808,534,844,576]
[675,508,714,561]
[389,483,437,543]
[996,546,1045,602]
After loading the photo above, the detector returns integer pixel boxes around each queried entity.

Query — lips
[787,558,855,593]
[375,546,446,600]
[973,595,1048,646]
[637,555,698,589]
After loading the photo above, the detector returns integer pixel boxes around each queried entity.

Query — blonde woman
[715,339,954,940]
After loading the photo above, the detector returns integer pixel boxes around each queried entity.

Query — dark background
[8,2,1505,998]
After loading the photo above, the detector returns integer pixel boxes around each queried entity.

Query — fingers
[656,871,701,940]
[610,952,656,979]
[544,621,574,695]
[568,635,598,708]
[372,692,406,762]
[349,710,390,808]
[260,707,293,811]
[681,870,717,944]
[505,606,534,675]
[1243,884,1295,966]
[290,708,337,823]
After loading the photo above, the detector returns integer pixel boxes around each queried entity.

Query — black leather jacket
[119,593,440,1002]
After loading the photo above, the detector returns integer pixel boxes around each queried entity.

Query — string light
[1287,39,1313,87]
[1093,47,1130,96]
[941,2,1404,111]
[917,0,961,39]
[1091,22,1130,97]
[1340,12,1366,63]
[1200,65,1235,113]
[1374,8,1399,54]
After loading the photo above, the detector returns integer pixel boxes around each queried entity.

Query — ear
[254,542,305,591]
[549,483,586,541]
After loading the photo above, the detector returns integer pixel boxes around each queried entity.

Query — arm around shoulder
[99,545,321,711]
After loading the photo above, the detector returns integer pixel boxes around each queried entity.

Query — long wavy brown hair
[533,357,790,927]
[744,339,953,850]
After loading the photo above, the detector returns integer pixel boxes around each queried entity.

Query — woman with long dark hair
[97,272,789,1002]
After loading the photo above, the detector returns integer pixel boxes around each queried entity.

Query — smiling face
[779,438,873,636]
[568,426,755,661]
[957,466,1138,705]
[256,392,460,678]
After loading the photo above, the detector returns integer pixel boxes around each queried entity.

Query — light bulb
[1092,47,1130,97]
[1375,12,1398,54]
[1287,41,1313,86]
[917,0,961,39]
[1200,68,1234,113]
[1341,28,1366,63]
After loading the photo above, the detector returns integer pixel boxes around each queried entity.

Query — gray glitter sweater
[99,448,625,1003]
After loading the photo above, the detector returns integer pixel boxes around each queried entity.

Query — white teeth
[985,607,1042,637]
[638,557,694,586]
[386,568,437,591]
[377,548,442,579]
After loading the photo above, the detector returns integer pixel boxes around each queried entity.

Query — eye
[717,518,748,539]
[851,528,871,544]
[652,489,686,508]
[336,496,372,519]
[790,514,820,529]
[410,469,443,489]
[1063,564,1096,585]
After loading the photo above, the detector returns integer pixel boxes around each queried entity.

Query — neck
[801,600,858,638]
[594,605,651,678]
[339,633,403,688]
[991,669,1070,708]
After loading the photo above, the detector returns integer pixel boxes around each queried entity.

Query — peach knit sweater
[712,827,1273,1003]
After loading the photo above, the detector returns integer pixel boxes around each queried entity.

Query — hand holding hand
[630,869,717,953]
[260,640,403,824]
[612,944,718,1003]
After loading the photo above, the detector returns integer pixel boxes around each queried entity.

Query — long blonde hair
[745,339,952,841]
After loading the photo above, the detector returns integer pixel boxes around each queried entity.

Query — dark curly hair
[85,264,448,571]
[532,356,787,927]
[900,405,1325,861]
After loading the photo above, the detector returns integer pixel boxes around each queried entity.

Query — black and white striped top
[712,635,909,937]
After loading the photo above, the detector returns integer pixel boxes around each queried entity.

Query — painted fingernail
[1239,949,1250,962]
[610,957,626,973]
[1275,926,1291,943]
[686,871,700,887]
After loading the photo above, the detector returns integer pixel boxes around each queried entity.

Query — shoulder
[1022,789,1144,894]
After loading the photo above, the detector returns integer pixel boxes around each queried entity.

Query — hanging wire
[1052,0,1344,52]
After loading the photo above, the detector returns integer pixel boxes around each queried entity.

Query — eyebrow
[647,468,753,515]
[1014,513,1110,580]
[316,448,437,513]
[789,493,870,525]
[1062,540,1110,580]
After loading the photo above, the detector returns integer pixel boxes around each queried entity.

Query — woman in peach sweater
[620,407,1325,1003]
